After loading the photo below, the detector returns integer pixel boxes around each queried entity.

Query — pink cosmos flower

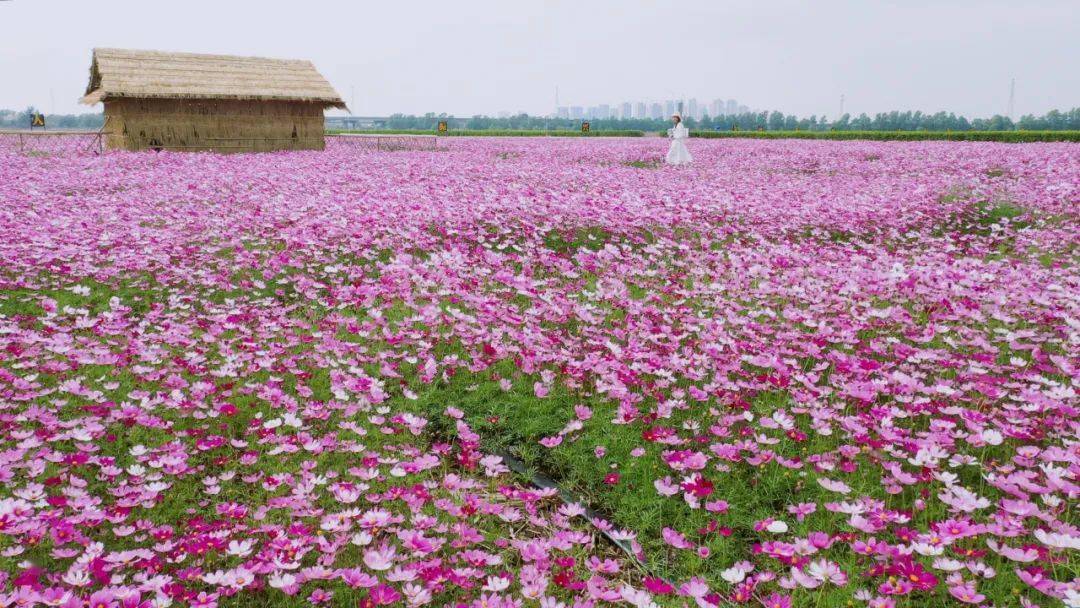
[787,502,816,522]
[791,559,847,589]
[363,545,397,571]
[948,580,986,604]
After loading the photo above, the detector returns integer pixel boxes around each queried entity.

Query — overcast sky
[1,0,1076,118]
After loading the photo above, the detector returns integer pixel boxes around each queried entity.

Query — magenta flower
[760,593,792,608]
[367,584,401,606]
[889,558,938,591]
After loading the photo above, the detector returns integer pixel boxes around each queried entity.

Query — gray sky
[1,0,1076,118]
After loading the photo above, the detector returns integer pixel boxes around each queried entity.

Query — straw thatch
[81,48,343,153]
[81,48,345,108]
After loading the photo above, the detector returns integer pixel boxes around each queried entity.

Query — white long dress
[666,122,692,165]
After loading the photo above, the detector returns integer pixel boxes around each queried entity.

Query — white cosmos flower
[766,520,789,533]
[62,568,91,587]
[1035,529,1080,550]
[269,573,296,589]
[227,539,253,557]
[980,429,1004,445]
[721,567,746,584]
[911,542,944,556]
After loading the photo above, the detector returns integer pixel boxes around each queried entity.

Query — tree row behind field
[3,106,1079,133]
[371,108,1080,132]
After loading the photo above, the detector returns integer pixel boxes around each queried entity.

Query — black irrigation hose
[489,447,663,580]
[420,404,670,584]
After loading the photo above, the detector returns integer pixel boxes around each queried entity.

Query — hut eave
[80,90,345,109]
[80,90,106,105]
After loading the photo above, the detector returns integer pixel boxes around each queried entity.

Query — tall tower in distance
[1007,78,1015,121]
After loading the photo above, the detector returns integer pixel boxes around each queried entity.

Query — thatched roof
[81,48,346,108]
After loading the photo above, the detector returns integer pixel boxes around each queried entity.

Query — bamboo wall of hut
[103,98,327,152]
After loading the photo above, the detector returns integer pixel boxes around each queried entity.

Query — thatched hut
[80,48,345,152]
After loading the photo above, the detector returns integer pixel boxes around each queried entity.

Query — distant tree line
[379,108,1080,132]
[0,107,105,129]
[3,106,1078,133]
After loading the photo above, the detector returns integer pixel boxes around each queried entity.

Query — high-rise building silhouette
[551,95,751,120]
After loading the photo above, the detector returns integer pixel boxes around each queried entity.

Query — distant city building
[554,96,748,121]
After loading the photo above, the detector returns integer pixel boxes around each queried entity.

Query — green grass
[0,275,158,318]
[395,361,825,580]
[623,159,663,169]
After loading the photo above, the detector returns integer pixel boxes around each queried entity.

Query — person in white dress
[666,113,692,166]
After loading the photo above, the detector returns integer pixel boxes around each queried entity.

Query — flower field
[0,137,1077,608]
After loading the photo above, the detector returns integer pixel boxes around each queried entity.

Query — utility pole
[1007,78,1015,121]
[839,93,845,118]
